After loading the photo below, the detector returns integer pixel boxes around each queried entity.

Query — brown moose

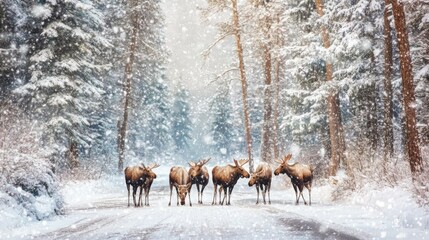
[274,154,314,205]
[169,166,192,206]
[124,163,158,207]
[248,162,272,204]
[141,163,160,206]
[188,158,210,204]
[212,159,250,205]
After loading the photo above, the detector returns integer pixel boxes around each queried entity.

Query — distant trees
[203,0,254,172]
[210,85,236,158]
[203,0,426,181]
[118,0,169,172]
[172,87,192,155]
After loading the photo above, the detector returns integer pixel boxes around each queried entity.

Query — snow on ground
[0,164,428,239]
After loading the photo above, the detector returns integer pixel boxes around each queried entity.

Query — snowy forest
[0,0,428,239]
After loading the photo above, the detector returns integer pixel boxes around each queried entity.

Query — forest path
[23,183,363,240]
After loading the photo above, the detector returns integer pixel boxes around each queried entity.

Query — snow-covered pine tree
[405,0,429,144]
[117,0,170,168]
[86,0,126,163]
[0,0,29,101]
[172,86,192,156]
[279,0,330,152]
[14,0,109,169]
[203,0,254,172]
[210,84,236,158]
[328,0,383,152]
[140,69,172,159]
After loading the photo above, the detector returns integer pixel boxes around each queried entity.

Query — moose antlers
[234,159,249,166]
[274,153,292,164]
[141,162,160,170]
[189,158,211,167]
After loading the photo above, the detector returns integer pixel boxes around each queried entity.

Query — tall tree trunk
[69,140,79,169]
[273,59,281,160]
[315,0,346,176]
[231,0,253,172]
[383,0,394,163]
[391,0,423,175]
[118,0,139,173]
[261,45,273,163]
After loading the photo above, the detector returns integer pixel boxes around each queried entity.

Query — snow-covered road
[1,166,428,239]
[7,185,360,240]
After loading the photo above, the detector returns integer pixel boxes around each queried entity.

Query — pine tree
[329,0,382,151]
[210,85,236,158]
[203,0,254,172]
[141,72,172,158]
[14,0,109,169]
[172,87,192,155]
[279,0,330,153]
[118,0,168,169]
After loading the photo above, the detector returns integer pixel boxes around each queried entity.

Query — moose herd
[124,154,314,207]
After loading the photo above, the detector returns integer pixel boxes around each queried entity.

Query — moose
[188,158,210,204]
[212,159,250,205]
[274,154,314,205]
[124,163,159,207]
[141,163,160,206]
[169,166,192,206]
[248,162,272,205]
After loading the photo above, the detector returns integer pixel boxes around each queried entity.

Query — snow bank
[0,151,64,230]
[275,180,429,239]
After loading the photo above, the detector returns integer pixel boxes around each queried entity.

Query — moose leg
[305,182,312,205]
[145,185,151,206]
[168,183,173,206]
[201,184,207,204]
[298,184,307,205]
[262,184,267,204]
[227,186,234,205]
[176,186,180,206]
[138,186,143,207]
[132,186,138,207]
[221,186,227,205]
[127,184,131,207]
[219,186,223,204]
[292,183,299,205]
[196,183,201,204]
[255,184,260,204]
[212,184,217,205]
[268,181,271,204]
[188,187,192,207]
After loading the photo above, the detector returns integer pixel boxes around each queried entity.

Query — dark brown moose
[169,166,192,206]
[274,154,314,205]
[141,163,160,206]
[212,159,250,205]
[188,158,210,204]
[125,163,158,207]
[248,162,272,204]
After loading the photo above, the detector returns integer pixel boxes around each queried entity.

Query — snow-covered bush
[0,104,64,227]
[0,151,64,220]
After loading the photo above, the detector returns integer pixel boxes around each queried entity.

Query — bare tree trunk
[315,0,346,176]
[273,59,281,160]
[118,0,139,173]
[383,0,394,163]
[391,0,423,175]
[69,140,79,169]
[260,45,273,163]
[231,0,253,172]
